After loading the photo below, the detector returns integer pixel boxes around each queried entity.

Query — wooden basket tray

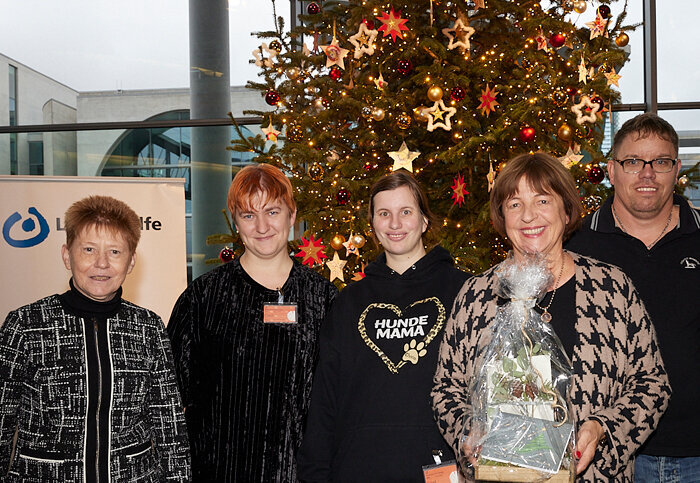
[475,464,573,482]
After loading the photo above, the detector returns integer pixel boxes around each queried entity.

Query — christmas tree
[227,0,638,281]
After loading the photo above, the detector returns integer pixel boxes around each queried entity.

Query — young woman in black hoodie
[298,170,470,481]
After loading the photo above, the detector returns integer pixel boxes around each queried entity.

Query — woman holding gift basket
[431,152,670,481]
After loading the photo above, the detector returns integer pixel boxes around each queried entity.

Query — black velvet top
[167,258,337,482]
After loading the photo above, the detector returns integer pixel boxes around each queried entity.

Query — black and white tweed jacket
[0,294,191,482]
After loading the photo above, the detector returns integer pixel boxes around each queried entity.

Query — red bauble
[519,126,536,143]
[396,59,413,76]
[590,95,605,110]
[363,19,375,30]
[597,5,612,18]
[566,86,578,97]
[588,165,605,184]
[219,246,235,263]
[450,86,466,102]
[265,90,280,106]
[329,66,343,81]
[336,188,351,205]
[549,33,566,48]
[307,2,320,15]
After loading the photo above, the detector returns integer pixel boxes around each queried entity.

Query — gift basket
[461,254,575,482]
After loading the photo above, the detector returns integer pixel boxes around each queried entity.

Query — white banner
[0,176,187,324]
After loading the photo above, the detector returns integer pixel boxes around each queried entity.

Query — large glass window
[657,1,700,103]
[9,64,17,173]
[9,132,17,175]
[28,139,43,175]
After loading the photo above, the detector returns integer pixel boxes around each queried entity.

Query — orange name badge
[422,461,459,483]
[263,303,297,324]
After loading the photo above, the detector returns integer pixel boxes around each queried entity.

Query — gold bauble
[678,175,689,188]
[497,161,508,172]
[573,0,587,14]
[330,234,346,251]
[615,32,630,47]
[287,124,304,143]
[371,107,386,121]
[286,124,304,143]
[552,90,569,107]
[286,67,300,80]
[397,112,412,130]
[557,123,573,142]
[351,233,366,248]
[413,105,430,123]
[308,162,324,181]
[427,85,444,102]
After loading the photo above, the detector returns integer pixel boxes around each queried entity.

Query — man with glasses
[567,112,700,482]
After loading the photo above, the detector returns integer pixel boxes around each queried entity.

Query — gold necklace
[612,204,673,249]
[536,255,565,323]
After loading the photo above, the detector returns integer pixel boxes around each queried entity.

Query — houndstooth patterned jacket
[432,252,671,482]
[0,295,191,482]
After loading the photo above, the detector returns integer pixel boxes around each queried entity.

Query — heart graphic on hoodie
[357,297,446,374]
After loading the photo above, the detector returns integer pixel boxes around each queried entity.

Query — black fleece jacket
[297,246,469,482]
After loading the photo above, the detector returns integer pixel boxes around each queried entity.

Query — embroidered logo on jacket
[680,257,699,269]
[357,297,446,373]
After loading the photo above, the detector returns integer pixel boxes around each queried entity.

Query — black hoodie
[297,246,470,482]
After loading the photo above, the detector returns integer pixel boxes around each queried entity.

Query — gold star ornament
[326,251,347,282]
[388,141,420,172]
[321,37,350,70]
[605,68,621,87]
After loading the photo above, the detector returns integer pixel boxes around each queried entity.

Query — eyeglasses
[614,157,678,174]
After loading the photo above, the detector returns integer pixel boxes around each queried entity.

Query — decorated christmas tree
[226,0,639,281]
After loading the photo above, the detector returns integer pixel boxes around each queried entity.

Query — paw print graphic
[402,339,427,365]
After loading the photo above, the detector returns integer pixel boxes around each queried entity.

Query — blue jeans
[635,454,700,483]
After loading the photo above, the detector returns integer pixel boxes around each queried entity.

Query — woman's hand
[575,419,605,475]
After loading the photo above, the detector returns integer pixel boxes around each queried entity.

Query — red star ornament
[295,235,327,267]
[478,84,499,117]
[376,8,409,43]
[451,174,469,207]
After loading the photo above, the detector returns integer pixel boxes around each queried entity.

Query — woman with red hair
[167,163,337,482]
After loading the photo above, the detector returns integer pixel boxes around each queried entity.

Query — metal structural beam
[643,0,658,113]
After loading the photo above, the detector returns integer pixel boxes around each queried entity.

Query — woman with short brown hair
[432,153,670,480]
